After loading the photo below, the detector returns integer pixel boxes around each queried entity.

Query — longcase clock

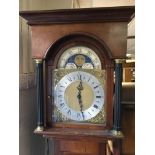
[20,6,134,155]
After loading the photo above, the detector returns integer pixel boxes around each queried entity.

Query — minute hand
[77,77,84,119]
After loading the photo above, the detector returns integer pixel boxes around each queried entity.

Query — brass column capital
[35,126,44,132]
[111,130,124,138]
[115,59,126,64]
[34,59,43,64]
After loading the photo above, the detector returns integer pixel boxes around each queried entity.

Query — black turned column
[111,59,124,155]
[112,59,124,136]
[35,59,44,131]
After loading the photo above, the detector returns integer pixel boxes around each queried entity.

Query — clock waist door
[54,139,106,155]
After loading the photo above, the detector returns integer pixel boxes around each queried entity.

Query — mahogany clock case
[19,7,135,155]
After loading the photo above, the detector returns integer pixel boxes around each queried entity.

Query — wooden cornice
[19,6,135,25]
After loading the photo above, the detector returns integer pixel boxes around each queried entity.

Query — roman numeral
[67,77,72,82]
[91,109,94,112]
[96,96,101,98]
[77,113,81,118]
[58,95,63,98]
[60,85,65,88]
[93,104,98,109]
[67,109,71,115]
[83,76,86,80]
[78,48,81,53]
[68,51,73,55]
[59,103,65,108]
[94,85,99,89]
[87,51,92,56]
[77,73,81,80]
[88,112,92,115]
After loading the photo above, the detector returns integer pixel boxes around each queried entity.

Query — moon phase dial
[58,46,101,69]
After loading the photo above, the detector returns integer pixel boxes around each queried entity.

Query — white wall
[20,0,73,11]
[73,0,134,8]
[92,0,134,7]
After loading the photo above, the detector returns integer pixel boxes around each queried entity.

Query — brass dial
[54,71,104,121]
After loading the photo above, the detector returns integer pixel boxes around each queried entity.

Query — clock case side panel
[45,34,114,130]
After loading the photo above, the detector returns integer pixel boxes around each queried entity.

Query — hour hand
[77,92,81,100]
[77,82,83,91]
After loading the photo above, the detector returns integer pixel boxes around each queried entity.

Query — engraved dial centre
[64,81,94,111]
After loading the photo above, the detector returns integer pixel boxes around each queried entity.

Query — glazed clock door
[52,44,107,155]
[52,45,107,126]
[54,140,106,155]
